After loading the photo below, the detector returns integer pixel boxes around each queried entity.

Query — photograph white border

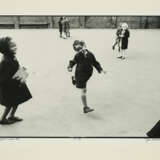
[0,0,160,159]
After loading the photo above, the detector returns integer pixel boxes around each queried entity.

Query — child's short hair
[73,40,82,52]
[79,40,86,47]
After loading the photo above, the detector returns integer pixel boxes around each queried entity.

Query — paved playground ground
[0,29,160,137]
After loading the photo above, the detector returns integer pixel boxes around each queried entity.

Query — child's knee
[81,88,87,96]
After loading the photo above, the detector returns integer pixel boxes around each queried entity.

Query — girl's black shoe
[8,116,23,122]
[0,119,14,125]
[83,107,94,113]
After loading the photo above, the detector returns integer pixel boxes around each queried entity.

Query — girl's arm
[67,55,77,72]
[88,51,106,74]
[124,30,130,38]
[126,30,130,38]
[91,53,103,73]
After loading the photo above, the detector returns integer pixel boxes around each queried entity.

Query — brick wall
[0,16,159,29]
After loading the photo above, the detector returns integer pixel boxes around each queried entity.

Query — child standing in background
[58,17,64,38]
[112,23,122,52]
[119,23,130,60]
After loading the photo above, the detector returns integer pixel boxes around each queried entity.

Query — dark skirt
[0,80,32,107]
[59,26,63,33]
[75,76,91,89]
[75,72,92,89]
[121,38,129,50]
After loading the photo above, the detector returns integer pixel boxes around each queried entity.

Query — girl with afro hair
[0,37,32,125]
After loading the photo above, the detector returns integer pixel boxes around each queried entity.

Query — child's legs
[113,39,118,47]
[76,76,90,108]
[60,31,62,36]
[10,105,18,117]
[59,27,62,36]
[64,29,67,37]
[122,49,126,58]
[117,48,122,57]
[118,42,121,52]
[1,106,12,120]
[66,29,70,37]
[67,30,70,37]
[81,88,87,107]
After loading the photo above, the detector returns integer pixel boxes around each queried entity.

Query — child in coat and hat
[68,40,106,113]
[117,23,130,60]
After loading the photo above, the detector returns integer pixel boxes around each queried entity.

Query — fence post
[139,16,142,29]
[111,16,117,28]
[79,16,85,28]
[84,16,87,28]
[14,16,20,29]
[116,16,118,28]
[48,16,53,28]
[145,16,149,29]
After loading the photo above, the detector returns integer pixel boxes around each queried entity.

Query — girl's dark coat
[69,50,103,82]
[121,29,130,50]
[0,57,32,107]
[64,20,70,32]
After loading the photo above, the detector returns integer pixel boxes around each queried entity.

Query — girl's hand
[68,67,72,72]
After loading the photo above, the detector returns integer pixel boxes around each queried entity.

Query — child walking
[58,17,63,38]
[68,40,106,113]
[0,37,32,124]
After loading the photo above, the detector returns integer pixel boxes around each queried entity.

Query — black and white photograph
[0,15,160,137]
